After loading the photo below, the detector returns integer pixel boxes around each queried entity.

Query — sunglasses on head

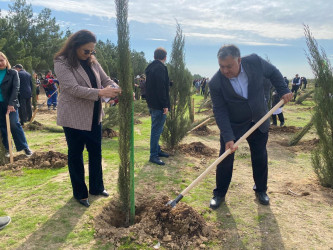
[83,49,96,55]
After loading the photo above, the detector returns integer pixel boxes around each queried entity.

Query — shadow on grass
[216,203,246,249]
[16,197,87,249]
[257,203,285,249]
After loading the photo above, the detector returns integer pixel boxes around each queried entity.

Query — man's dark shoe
[255,192,270,205]
[280,122,285,127]
[209,196,225,209]
[24,148,33,157]
[149,157,165,165]
[158,150,169,158]
[0,216,11,230]
[78,199,90,207]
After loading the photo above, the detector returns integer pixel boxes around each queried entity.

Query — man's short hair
[217,44,241,59]
[14,64,23,69]
[154,47,167,60]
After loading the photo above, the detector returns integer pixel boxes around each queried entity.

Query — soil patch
[134,119,142,125]
[2,151,67,171]
[269,125,301,133]
[24,121,44,131]
[95,195,218,249]
[102,128,118,138]
[178,142,216,157]
[193,124,212,136]
[289,138,320,152]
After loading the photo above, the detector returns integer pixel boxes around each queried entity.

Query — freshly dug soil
[95,195,217,249]
[24,121,44,131]
[102,128,118,138]
[193,124,212,136]
[179,142,216,157]
[269,125,301,133]
[2,151,67,171]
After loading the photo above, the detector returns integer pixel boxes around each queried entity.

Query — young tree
[162,23,192,148]
[304,25,333,187]
[115,0,134,226]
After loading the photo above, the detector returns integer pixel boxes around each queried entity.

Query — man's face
[218,56,241,79]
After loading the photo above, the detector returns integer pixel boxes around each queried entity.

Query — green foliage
[288,117,314,146]
[115,0,133,226]
[162,23,191,148]
[103,105,119,129]
[304,25,333,187]
[295,89,314,104]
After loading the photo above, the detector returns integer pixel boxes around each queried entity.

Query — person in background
[14,64,32,126]
[33,73,40,101]
[54,30,121,208]
[139,74,146,100]
[0,52,33,157]
[42,70,58,110]
[209,44,292,209]
[301,76,308,90]
[271,89,285,127]
[291,74,301,101]
[145,47,170,166]
[0,216,11,230]
[283,76,289,89]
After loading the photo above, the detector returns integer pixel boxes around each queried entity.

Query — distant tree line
[0,0,148,78]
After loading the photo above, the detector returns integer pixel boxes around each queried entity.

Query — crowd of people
[0,29,309,232]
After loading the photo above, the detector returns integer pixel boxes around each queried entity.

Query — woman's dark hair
[54,29,97,68]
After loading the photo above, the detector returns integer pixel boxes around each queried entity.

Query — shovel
[5,113,14,164]
[167,99,285,207]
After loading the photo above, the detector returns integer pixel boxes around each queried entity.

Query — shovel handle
[6,113,14,164]
[179,99,285,197]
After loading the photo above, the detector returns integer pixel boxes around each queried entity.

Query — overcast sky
[1,0,333,79]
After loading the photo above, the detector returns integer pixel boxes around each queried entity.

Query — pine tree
[115,0,134,226]
[162,23,192,148]
[304,25,333,187]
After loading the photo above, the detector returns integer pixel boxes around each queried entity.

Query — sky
[1,0,333,79]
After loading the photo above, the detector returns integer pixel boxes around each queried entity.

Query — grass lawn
[1,86,333,249]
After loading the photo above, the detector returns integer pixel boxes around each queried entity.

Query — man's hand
[281,92,293,104]
[7,105,15,115]
[225,140,237,153]
[163,108,168,115]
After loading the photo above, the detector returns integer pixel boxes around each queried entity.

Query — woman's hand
[98,86,122,98]
[7,106,15,115]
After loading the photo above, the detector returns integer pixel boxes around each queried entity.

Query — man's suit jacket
[54,56,118,131]
[18,70,32,98]
[209,54,290,143]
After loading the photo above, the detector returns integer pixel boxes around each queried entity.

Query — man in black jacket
[145,47,170,165]
[14,64,32,125]
[209,45,292,209]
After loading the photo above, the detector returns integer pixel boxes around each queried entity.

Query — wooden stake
[5,113,14,163]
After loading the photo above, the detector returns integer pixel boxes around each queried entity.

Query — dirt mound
[102,128,118,138]
[193,124,212,136]
[269,125,301,133]
[287,138,320,152]
[2,151,67,171]
[95,195,216,249]
[179,142,216,157]
[24,121,44,131]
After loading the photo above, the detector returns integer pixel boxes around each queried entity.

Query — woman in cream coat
[54,30,121,207]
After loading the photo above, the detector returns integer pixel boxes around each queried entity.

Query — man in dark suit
[14,64,32,125]
[209,44,292,209]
